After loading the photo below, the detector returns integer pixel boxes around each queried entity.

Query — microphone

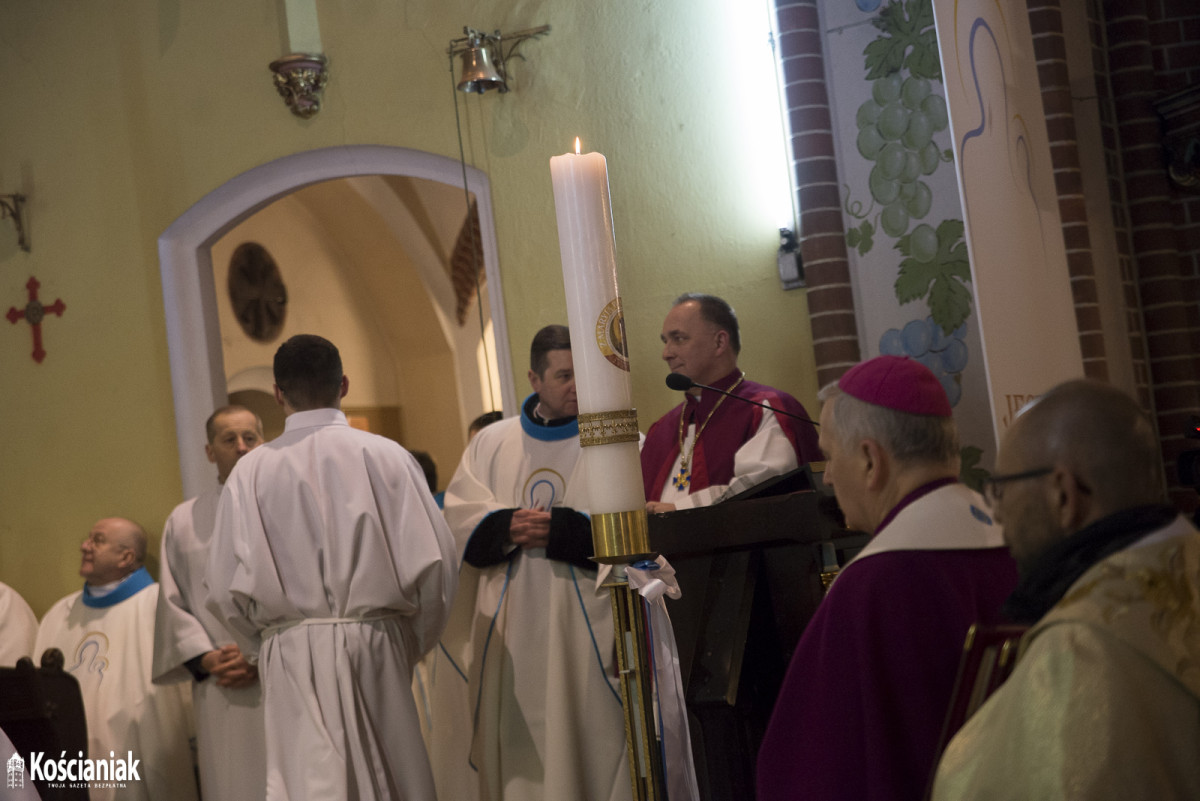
[665,373,819,426]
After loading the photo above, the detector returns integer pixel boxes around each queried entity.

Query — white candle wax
[284,0,323,54]
[550,148,645,515]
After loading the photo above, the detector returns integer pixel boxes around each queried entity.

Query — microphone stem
[693,383,819,427]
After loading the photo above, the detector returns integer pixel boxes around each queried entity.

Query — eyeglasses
[980,467,1053,508]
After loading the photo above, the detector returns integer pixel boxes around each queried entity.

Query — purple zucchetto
[838,355,953,417]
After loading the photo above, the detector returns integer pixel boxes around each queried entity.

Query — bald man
[35,518,198,801]
[933,380,1200,798]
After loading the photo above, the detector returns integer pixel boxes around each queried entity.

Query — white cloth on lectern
[152,487,266,801]
[627,557,700,801]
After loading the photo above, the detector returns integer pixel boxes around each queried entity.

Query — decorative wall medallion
[228,242,288,342]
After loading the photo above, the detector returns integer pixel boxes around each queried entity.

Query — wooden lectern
[647,468,865,800]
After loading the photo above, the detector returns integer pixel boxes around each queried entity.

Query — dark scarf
[1003,503,1178,624]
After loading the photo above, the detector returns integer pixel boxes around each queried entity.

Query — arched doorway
[159,145,515,497]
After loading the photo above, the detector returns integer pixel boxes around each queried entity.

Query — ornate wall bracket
[0,193,30,252]
[268,53,329,119]
[1154,84,1200,190]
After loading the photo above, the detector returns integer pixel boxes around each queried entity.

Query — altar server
[153,405,266,800]
[0,582,37,665]
[207,334,457,801]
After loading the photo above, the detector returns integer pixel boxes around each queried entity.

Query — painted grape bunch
[856,74,949,239]
[879,315,967,406]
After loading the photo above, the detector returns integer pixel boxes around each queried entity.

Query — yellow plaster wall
[0,0,820,616]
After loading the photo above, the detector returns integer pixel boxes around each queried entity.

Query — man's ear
[1049,467,1089,531]
[714,328,730,355]
[118,547,137,571]
[339,375,350,399]
[273,384,286,408]
[528,368,540,393]
[861,439,888,492]
[204,443,217,464]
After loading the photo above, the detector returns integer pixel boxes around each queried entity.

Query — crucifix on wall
[7,276,66,363]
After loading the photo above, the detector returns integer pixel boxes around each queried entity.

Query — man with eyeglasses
[933,379,1200,798]
[757,355,1017,801]
[34,517,199,801]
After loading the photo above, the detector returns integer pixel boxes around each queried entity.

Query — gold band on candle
[578,409,640,447]
[590,509,653,564]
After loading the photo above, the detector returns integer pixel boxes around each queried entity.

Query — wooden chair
[924,623,1028,801]
[0,648,90,801]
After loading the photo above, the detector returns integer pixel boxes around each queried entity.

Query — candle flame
[574,137,581,155]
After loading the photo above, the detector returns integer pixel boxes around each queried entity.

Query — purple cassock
[756,480,1018,801]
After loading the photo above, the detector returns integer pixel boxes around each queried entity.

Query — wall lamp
[1,194,29,252]
[449,25,551,94]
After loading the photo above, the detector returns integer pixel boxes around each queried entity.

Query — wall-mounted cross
[7,276,66,363]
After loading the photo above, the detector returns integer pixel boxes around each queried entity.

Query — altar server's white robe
[0,582,37,666]
[206,408,457,801]
[34,574,198,801]
[435,412,631,801]
[153,488,266,801]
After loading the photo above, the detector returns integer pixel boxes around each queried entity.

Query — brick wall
[773,0,861,389]
[1029,0,1111,382]
[1101,0,1200,510]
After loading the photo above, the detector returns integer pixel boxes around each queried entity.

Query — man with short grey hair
[933,379,1200,798]
[153,404,266,801]
[757,355,1017,801]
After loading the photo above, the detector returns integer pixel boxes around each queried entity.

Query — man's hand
[510,508,552,549]
[645,501,677,514]
[200,644,259,689]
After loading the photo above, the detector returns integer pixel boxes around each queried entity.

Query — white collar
[848,483,1005,567]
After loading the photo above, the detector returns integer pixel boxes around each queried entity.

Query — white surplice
[205,408,457,801]
[152,488,267,801]
[0,582,37,666]
[433,408,631,801]
[34,574,199,801]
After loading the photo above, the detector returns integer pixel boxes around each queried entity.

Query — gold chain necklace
[673,373,745,490]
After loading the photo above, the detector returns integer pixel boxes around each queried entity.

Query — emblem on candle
[595,297,629,371]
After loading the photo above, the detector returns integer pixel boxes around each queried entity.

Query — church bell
[457,40,506,94]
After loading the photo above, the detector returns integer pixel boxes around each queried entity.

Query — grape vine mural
[833,0,988,487]
[843,0,974,409]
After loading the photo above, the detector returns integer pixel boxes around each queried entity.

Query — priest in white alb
[153,404,267,800]
[206,334,458,801]
[433,325,631,801]
[34,517,199,801]
[0,581,37,665]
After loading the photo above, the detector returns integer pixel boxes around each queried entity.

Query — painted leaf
[865,0,941,80]
[930,275,973,333]
[958,445,989,492]
[894,256,938,303]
